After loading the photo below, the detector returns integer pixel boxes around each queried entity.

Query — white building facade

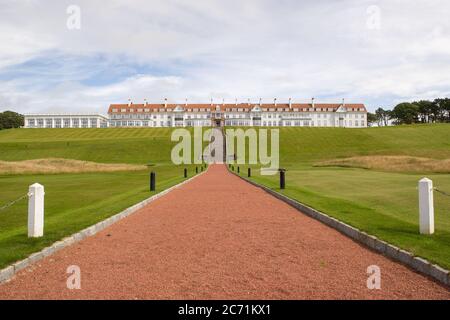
[107,99,367,128]
[24,99,368,128]
[24,114,109,128]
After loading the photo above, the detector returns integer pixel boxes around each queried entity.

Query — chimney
[342,98,345,107]
[222,98,225,106]
[235,98,238,106]
[247,98,250,106]
[274,98,277,107]
[128,99,132,107]
[144,99,148,106]
[311,97,315,108]
[289,98,292,108]
[164,98,168,108]
[210,98,213,106]
[259,98,262,106]
[185,98,188,107]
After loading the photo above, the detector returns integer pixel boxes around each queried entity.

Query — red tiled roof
[108,102,366,113]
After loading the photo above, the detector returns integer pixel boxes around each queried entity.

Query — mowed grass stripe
[0,128,177,142]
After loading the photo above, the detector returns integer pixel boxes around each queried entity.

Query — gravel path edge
[228,167,450,288]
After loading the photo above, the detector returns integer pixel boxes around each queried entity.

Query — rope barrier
[0,194,28,213]
[434,188,450,197]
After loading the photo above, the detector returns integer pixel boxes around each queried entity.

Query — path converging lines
[0,165,448,299]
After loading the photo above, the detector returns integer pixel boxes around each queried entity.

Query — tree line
[368,98,450,126]
[0,111,24,130]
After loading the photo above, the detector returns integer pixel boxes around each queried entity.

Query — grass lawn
[230,124,450,269]
[0,128,204,269]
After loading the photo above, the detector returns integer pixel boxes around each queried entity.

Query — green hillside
[0,128,179,164]
[231,124,450,269]
[274,124,450,164]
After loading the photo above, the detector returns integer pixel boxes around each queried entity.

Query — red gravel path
[0,164,448,299]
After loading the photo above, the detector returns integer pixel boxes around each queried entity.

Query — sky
[1,0,450,114]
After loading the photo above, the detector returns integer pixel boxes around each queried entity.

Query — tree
[414,100,434,123]
[367,112,377,126]
[375,107,390,126]
[0,111,24,130]
[434,98,450,122]
[391,103,419,124]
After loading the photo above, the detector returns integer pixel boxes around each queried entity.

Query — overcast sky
[1,0,450,114]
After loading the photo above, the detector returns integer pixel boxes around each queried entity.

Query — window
[45,118,53,128]
[90,118,98,128]
[55,119,62,128]
[28,119,36,127]
[37,119,44,128]
[72,118,80,128]
[81,119,89,128]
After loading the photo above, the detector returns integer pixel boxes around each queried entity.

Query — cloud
[1,0,450,113]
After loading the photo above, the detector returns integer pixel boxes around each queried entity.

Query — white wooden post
[28,183,45,238]
[418,178,434,235]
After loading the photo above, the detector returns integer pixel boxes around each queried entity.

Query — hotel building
[24,99,368,128]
